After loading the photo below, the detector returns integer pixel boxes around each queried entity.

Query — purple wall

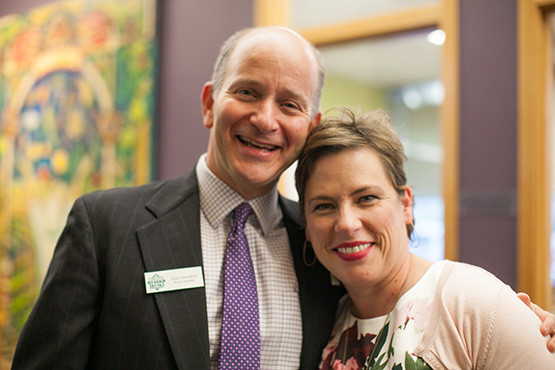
[156,1,253,179]
[0,0,46,14]
[459,0,517,287]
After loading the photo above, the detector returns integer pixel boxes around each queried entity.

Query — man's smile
[237,135,279,152]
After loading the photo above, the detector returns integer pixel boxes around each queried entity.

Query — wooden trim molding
[439,0,460,262]
[298,5,441,46]
[253,0,290,27]
[517,0,554,309]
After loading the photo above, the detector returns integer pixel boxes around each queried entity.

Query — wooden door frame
[517,0,555,309]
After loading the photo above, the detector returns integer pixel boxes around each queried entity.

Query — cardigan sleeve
[414,261,555,369]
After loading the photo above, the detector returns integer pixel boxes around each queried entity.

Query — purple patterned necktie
[219,203,260,369]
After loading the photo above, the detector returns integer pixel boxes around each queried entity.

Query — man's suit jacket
[12,170,344,369]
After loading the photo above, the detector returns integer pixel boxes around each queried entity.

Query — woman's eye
[313,203,332,212]
[360,195,377,203]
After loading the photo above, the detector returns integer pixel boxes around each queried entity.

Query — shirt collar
[196,154,283,235]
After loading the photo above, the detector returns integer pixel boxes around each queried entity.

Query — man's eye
[238,89,254,96]
[283,101,300,110]
[281,101,307,116]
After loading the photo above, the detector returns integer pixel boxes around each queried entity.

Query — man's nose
[250,99,279,133]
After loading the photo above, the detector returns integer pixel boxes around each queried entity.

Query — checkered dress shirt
[196,155,303,369]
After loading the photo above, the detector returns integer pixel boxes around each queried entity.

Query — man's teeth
[337,243,372,254]
[239,136,277,151]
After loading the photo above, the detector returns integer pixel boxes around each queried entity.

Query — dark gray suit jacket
[12,170,343,369]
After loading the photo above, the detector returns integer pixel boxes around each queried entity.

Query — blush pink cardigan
[413,260,555,369]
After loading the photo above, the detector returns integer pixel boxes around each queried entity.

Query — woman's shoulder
[438,260,508,297]
[428,259,518,328]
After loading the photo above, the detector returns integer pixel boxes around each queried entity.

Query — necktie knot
[232,202,253,231]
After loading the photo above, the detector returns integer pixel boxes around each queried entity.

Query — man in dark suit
[12,27,344,369]
[11,26,555,369]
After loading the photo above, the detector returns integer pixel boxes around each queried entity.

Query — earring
[303,240,316,267]
[407,220,416,239]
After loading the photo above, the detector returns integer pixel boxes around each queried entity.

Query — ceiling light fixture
[427,29,446,46]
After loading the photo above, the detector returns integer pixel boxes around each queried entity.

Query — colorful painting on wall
[0,0,157,363]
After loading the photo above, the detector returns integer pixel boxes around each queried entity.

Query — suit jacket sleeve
[12,196,100,368]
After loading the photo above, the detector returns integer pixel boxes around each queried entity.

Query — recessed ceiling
[319,29,442,88]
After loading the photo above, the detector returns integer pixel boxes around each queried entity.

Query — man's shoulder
[74,170,198,219]
[278,195,302,227]
[278,195,300,211]
[81,170,196,202]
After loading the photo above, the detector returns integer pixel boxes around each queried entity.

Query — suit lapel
[137,171,209,369]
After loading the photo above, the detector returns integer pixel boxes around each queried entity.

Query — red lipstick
[333,242,373,261]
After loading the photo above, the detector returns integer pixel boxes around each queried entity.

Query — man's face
[202,29,321,200]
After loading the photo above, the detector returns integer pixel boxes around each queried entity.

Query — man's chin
[236,168,281,191]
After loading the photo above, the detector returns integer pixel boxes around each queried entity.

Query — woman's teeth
[336,243,372,254]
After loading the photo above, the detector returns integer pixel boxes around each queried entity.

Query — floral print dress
[319,261,446,370]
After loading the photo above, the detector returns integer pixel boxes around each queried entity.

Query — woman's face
[303,148,413,289]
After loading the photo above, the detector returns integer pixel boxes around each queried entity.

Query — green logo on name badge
[147,274,166,291]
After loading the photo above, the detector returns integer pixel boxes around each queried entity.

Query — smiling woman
[295,108,555,369]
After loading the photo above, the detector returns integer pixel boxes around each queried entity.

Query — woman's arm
[415,262,555,369]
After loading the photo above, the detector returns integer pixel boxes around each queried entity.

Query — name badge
[144,266,204,294]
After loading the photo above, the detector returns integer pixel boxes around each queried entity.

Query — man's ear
[201,82,215,129]
[308,111,322,132]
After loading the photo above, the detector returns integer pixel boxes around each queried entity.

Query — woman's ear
[402,186,414,225]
